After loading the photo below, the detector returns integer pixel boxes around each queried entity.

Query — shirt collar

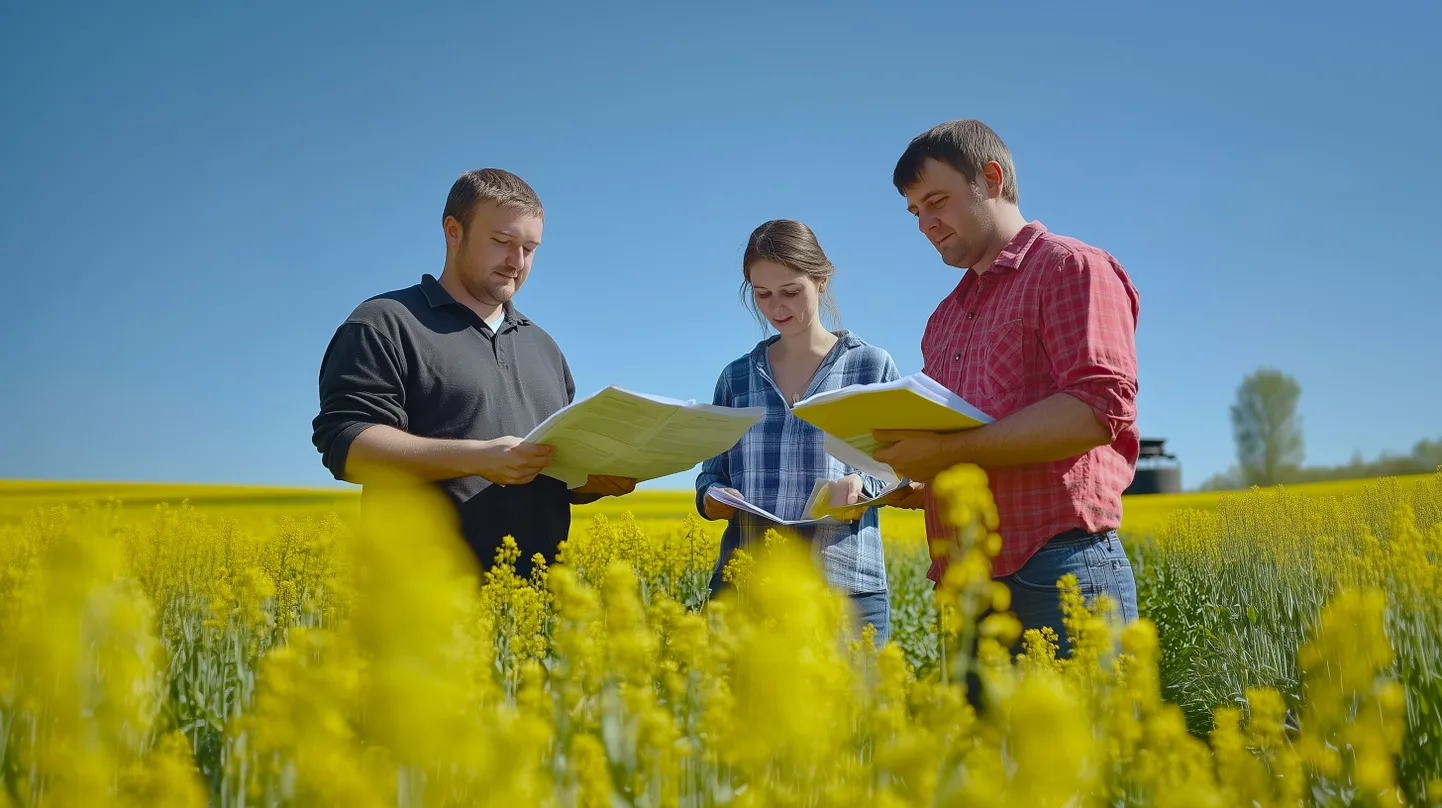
[419,273,531,326]
[748,329,861,367]
[987,220,1047,275]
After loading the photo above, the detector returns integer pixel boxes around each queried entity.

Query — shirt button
[500,362,510,370]
[966,312,975,320]
[953,354,961,361]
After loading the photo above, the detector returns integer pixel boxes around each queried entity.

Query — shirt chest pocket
[975,317,1027,414]
[733,388,774,409]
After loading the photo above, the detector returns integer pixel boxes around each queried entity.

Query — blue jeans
[849,589,891,647]
[999,529,1138,659]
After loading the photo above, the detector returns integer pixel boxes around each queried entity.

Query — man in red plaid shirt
[874,119,1140,658]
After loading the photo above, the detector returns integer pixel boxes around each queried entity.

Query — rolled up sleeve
[1042,251,1140,442]
[311,322,408,481]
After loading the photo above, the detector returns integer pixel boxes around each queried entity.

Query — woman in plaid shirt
[695,219,901,644]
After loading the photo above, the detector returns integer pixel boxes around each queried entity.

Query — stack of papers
[790,373,994,482]
[706,476,908,527]
[522,386,765,488]
[705,486,843,526]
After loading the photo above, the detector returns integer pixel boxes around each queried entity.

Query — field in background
[0,480,357,524]
[2,470,1439,805]
[5,472,1437,540]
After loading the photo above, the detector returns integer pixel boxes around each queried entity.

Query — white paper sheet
[822,434,902,488]
[521,386,765,488]
[705,487,842,526]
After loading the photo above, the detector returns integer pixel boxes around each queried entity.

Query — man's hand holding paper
[870,429,960,484]
[571,474,639,504]
[472,436,556,486]
[881,480,927,510]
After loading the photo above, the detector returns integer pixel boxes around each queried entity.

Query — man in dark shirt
[312,168,635,576]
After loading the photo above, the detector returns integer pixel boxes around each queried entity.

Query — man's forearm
[942,392,1112,467]
[344,424,479,483]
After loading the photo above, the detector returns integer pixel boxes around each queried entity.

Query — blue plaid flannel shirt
[695,331,899,595]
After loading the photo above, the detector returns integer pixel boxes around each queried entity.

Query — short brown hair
[892,119,1019,203]
[442,168,543,229]
[739,219,842,331]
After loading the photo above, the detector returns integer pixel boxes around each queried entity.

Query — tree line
[1200,367,1441,491]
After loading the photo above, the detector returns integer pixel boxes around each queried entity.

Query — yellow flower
[570,732,614,807]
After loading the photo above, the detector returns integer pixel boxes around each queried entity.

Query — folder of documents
[522,386,766,488]
[789,373,994,483]
[705,486,842,526]
[802,476,908,521]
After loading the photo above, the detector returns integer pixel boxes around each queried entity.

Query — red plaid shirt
[921,221,1140,582]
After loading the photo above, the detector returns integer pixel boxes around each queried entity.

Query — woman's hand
[829,473,864,507]
[819,474,867,522]
[703,487,744,521]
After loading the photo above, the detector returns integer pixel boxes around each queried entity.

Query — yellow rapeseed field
[1,469,1439,806]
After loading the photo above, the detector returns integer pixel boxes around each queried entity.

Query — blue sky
[2,0,1438,493]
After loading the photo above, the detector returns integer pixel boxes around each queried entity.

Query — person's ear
[982,162,1006,200]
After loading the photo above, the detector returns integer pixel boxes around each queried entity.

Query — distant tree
[1197,431,1440,492]
[1414,437,1442,471]
[1230,368,1305,486]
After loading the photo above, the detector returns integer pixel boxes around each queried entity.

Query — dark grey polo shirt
[312,273,575,573]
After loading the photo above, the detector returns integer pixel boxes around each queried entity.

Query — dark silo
[1125,438,1182,495]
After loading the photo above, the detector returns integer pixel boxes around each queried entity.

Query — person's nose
[918,211,938,236]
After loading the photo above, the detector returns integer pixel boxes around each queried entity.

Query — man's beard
[462,264,521,307]
[945,194,994,269]
[479,274,517,304]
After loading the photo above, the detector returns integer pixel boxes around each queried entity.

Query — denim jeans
[849,589,891,647]
[998,528,1138,659]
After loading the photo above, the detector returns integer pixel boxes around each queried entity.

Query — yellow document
[802,476,906,521]
[790,373,994,483]
[522,386,766,488]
